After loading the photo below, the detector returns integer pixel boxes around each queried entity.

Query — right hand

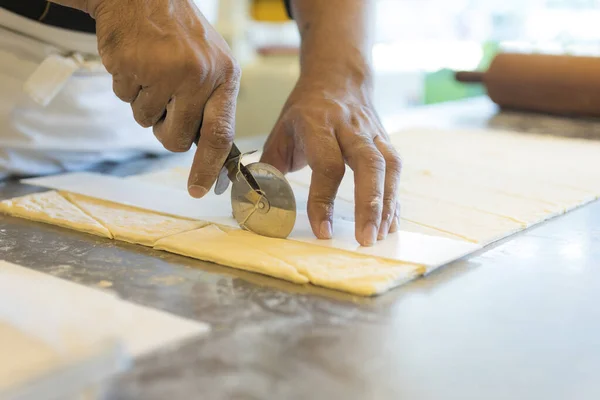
[90,0,241,198]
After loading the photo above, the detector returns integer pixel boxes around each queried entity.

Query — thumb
[260,122,295,174]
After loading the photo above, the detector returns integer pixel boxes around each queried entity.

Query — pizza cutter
[213,143,296,239]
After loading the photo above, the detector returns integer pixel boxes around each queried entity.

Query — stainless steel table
[2,98,599,400]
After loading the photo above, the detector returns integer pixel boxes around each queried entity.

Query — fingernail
[320,220,333,239]
[378,221,389,240]
[189,185,208,198]
[362,223,378,247]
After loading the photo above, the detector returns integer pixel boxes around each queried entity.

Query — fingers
[187,82,239,197]
[152,93,206,153]
[374,136,402,239]
[131,84,171,127]
[343,134,386,247]
[304,127,345,240]
[113,74,141,103]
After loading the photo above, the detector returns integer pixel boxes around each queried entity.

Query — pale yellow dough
[62,192,207,246]
[399,219,467,242]
[0,323,61,392]
[399,194,524,244]
[155,225,424,296]
[1,191,420,295]
[0,191,112,238]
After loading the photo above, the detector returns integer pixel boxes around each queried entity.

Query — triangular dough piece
[0,191,112,238]
[62,192,206,246]
[155,225,424,296]
[154,224,309,284]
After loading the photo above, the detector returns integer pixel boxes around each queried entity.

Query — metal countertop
[1,98,599,400]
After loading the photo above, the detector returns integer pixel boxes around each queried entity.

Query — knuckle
[207,121,234,149]
[185,56,209,82]
[349,114,361,130]
[308,196,334,219]
[132,102,159,128]
[314,158,345,183]
[386,152,403,175]
[358,150,385,173]
[113,80,133,102]
[359,195,383,217]
[326,101,346,118]
[382,192,397,208]
[222,57,241,80]
[105,51,136,78]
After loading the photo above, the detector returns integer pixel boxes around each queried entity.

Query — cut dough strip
[0,191,112,239]
[62,192,207,246]
[1,191,424,296]
[154,225,424,296]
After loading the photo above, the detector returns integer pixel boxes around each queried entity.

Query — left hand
[260,77,402,246]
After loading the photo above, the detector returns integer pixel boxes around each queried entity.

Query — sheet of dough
[0,260,209,358]
[0,322,123,400]
[154,225,424,296]
[1,192,424,295]
[0,323,61,392]
[8,127,600,295]
[399,177,558,225]
[399,194,524,243]
[62,192,206,246]
[399,220,467,242]
[0,191,112,239]
[401,161,596,212]
[393,128,600,193]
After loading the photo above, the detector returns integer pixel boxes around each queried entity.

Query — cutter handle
[455,71,485,83]
[193,134,261,193]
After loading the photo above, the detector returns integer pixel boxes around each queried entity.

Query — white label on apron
[23,53,82,107]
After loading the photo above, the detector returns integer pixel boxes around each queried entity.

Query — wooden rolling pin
[455,53,600,118]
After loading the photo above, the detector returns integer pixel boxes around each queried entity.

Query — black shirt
[0,0,293,34]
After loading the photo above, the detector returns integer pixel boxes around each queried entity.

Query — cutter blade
[230,162,296,239]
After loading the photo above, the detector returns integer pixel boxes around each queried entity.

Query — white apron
[0,9,166,180]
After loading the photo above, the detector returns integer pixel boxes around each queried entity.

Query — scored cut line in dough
[62,192,207,246]
[0,191,112,239]
[154,225,424,296]
[1,191,423,296]
[155,224,310,284]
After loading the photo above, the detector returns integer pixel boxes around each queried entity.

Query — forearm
[290,0,375,87]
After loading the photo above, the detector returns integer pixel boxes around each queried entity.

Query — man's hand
[261,0,401,247]
[88,0,240,198]
[261,77,401,247]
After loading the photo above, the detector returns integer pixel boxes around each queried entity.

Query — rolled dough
[399,220,467,242]
[1,192,423,296]
[0,323,61,392]
[8,126,600,295]
[0,191,112,239]
[399,194,524,243]
[62,192,207,246]
[154,225,423,296]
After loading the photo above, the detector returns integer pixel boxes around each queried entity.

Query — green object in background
[478,41,500,70]
[423,41,499,105]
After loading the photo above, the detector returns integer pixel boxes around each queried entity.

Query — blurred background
[195,0,600,137]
